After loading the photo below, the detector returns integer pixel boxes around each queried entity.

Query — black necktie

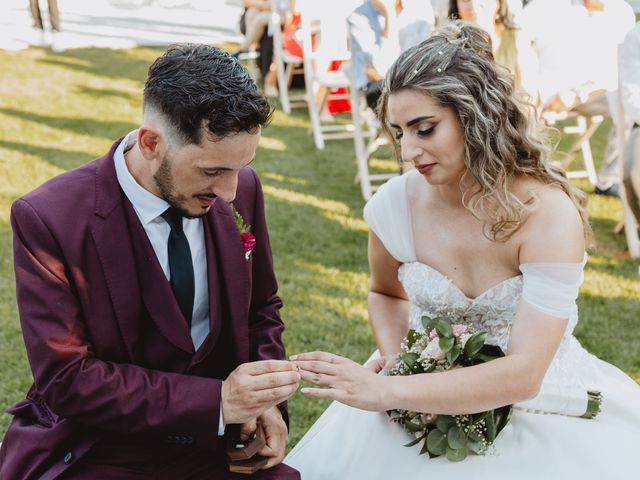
[161,207,195,326]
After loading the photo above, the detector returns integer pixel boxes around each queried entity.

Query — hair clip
[436,67,442,73]
[438,51,443,55]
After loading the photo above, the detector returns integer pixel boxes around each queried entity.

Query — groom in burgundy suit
[0,45,301,479]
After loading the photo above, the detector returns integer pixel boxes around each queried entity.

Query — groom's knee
[251,463,300,480]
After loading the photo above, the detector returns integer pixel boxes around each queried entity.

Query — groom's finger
[252,370,301,391]
[244,360,298,375]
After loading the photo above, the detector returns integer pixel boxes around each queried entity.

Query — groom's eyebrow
[389,116,434,129]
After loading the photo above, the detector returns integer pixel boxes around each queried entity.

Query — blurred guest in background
[620,22,640,221]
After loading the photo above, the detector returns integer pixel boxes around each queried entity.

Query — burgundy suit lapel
[207,202,251,366]
[127,204,194,354]
[91,142,193,355]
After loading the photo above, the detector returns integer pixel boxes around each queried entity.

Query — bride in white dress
[284,21,640,479]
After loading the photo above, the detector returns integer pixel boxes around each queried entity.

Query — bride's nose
[400,136,422,164]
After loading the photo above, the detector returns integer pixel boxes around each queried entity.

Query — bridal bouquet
[387,316,512,462]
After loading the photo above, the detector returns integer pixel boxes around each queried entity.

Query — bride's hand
[290,351,388,411]
[365,354,398,374]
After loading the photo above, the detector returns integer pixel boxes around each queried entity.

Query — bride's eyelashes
[417,126,435,137]
[393,126,436,140]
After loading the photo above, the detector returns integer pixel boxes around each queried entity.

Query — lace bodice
[399,262,526,351]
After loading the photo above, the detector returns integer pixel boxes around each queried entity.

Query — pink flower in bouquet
[422,338,445,361]
[452,324,468,336]
[429,328,438,340]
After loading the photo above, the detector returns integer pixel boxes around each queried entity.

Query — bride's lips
[196,195,216,207]
[416,163,436,175]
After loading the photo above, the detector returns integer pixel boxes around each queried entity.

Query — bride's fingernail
[289,355,298,361]
[300,387,309,394]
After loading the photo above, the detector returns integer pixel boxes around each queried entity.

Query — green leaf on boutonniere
[463,332,487,359]
[419,438,431,455]
[427,429,447,456]
[468,440,484,454]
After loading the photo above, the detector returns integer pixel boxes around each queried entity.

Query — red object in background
[284,16,350,114]
[327,61,351,114]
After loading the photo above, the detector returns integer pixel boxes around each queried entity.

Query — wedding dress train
[285,172,640,479]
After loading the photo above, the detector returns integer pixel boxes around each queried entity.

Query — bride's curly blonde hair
[378,21,591,243]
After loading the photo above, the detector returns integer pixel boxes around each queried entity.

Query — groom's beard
[153,152,212,219]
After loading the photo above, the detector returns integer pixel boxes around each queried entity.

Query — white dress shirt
[114,131,226,435]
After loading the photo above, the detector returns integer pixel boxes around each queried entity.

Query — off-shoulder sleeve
[519,253,588,319]
[363,173,416,263]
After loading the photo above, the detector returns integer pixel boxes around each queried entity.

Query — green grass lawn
[0,46,638,451]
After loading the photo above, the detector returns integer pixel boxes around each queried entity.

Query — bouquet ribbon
[515,383,601,419]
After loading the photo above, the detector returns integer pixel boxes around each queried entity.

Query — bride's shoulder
[515,178,585,262]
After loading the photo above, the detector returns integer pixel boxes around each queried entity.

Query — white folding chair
[297,0,357,150]
[269,2,305,113]
[348,32,396,200]
[615,45,640,259]
[542,109,601,186]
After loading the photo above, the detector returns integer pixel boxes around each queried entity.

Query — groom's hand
[257,406,288,469]
[221,360,300,425]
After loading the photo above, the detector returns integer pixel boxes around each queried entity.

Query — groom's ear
[137,126,164,160]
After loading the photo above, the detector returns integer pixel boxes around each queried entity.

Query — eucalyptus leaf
[404,420,424,433]
[439,336,455,353]
[404,432,426,448]
[436,319,453,339]
[468,440,485,454]
[446,344,461,364]
[421,316,432,330]
[426,429,447,456]
[463,332,487,359]
[436,415,455,433]
[419,438,431,455]
[400,352,420,370]
[447,425,468,449]
[446,445,469,462]
[406,329,421,349]
[485,412,497,442]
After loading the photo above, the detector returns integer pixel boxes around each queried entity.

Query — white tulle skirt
[285,353,640,480]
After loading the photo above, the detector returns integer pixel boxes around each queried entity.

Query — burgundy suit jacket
[0,140,289,479]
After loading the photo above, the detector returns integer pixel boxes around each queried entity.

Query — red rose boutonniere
[231,204,255,260]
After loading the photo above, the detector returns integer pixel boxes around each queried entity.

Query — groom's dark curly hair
[143,43,272,145]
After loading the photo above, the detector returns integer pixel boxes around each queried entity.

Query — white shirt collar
[114,130,170,225]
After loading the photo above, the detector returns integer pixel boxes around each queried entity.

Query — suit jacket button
[63,452,73,464]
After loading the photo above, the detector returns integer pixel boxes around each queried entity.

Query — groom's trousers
[62,441,300,479]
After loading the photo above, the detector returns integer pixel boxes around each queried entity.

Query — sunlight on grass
[263,184,352,215]
[259,135,287,151]
[262,172,309,186]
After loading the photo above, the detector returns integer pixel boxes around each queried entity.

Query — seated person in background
[620,22,640,221]
[349,0,433,112]
[448,0,524,89]
[238,0,294,97]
